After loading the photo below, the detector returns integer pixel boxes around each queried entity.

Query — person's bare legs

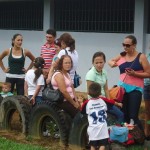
[91,146,96,150]
[99,146,105,150]
[144,100,150,137]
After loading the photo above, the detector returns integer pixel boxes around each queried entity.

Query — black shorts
[89,138,108,147]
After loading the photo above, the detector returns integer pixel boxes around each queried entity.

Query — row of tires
[0,95,116,150]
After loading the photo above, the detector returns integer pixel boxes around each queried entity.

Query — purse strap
[123,53,141,82]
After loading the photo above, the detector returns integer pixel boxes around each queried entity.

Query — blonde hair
[77,94,86,102]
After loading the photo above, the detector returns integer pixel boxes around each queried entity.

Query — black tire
[28,101,72,147]
[0,95,32,134]
[69,112,117,150]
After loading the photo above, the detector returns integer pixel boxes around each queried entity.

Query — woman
[86,51,124,123]
[24,57,45,105]
[0,33,35,95]
[144,52,150,140]
[47,33,78,84]
[108,35,150,130]
[51,55,80,118]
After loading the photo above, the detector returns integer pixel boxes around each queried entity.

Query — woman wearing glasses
[108,35,150,131]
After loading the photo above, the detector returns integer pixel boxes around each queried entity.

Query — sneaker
[43,130,51,137]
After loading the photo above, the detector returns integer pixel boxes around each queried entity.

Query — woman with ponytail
[24,57,45,105]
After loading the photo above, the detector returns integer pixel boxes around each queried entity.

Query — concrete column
[134,0,148,52]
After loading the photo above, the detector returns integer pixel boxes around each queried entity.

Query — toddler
[0,82,13,98]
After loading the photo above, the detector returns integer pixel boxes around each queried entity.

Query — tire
[0,95,32,135]
[28,101,72,147]
[69,112,117,150]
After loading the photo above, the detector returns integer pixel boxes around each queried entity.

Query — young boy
[81,82,109,150]
[0,82,13,98]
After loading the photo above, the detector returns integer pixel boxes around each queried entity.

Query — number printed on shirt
[90,110,106,124]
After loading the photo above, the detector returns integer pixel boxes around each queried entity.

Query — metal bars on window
[54,0,135,33]
[0,1,43,30]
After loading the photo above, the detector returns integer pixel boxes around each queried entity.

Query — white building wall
[0,30,150,92]
[0,0,150,92]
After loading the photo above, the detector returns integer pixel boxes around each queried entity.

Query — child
[0,82,13,98]
[77,94,86,107]
[81,82,109,150]
[53,38,61,62]
[24,57,45,105]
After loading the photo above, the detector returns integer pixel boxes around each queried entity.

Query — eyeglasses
[122,43,133,48]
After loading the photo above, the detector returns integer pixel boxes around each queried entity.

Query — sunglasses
[122,43,133,48]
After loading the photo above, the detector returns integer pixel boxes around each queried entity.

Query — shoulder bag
[42,73,64,103]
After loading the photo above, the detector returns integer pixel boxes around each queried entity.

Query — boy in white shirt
[81,82,109,150]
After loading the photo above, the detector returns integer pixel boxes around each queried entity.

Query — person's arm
[104,80,110,99]
[127,53,150,78]
[24,81,28,97]
[47,58,60,84]
[30,85,41,105]
[108,55,121,68]
[86,80,93,94]
[0,49,10,73]
[54,73,80,109]
[24,49,35,72]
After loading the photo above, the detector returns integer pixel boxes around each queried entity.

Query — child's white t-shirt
[25,69,45,96]
[86,98,109,141]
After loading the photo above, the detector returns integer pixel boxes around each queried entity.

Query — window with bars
[54,0,135,33]
[0,0,43,30]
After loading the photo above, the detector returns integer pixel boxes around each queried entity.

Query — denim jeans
[28,95,42,104]
[123,90,143,130]
[6,77,24,95]
[107,104,124,124]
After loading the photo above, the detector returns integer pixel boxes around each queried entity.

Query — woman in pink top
[51,55,80,118]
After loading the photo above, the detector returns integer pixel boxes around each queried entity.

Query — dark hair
[46,29,56,37]
[88,82,101,98]
[125,35,137,45]
[56,55,73,72]
[59,33,75,52]
[92,51,106,63]
[33,57,45,83]
[11,33,22,47]
[54,38,61,47]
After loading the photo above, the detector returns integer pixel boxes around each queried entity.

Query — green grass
[0,136,47,150]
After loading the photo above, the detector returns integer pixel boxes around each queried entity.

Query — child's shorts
[144,85,150,100]
[89,138,108,147]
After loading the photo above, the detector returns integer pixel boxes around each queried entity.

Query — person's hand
[73,101,80,109]
[116,102,123,108]
[46,77,51,84]
[22,68,27,73]
[125,68,135,76]
[30,96,35,105]
[3,67,10,73]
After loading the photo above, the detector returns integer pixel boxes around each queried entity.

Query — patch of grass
[0,136,47,150]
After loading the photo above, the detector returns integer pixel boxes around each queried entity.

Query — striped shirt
[117,53,144,93]
[41,43,56,69]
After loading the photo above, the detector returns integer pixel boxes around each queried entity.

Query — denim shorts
[144,85,150,100]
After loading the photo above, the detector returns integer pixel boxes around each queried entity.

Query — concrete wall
[0,30,150,92]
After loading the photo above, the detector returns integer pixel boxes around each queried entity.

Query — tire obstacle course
[0,95,118,150]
